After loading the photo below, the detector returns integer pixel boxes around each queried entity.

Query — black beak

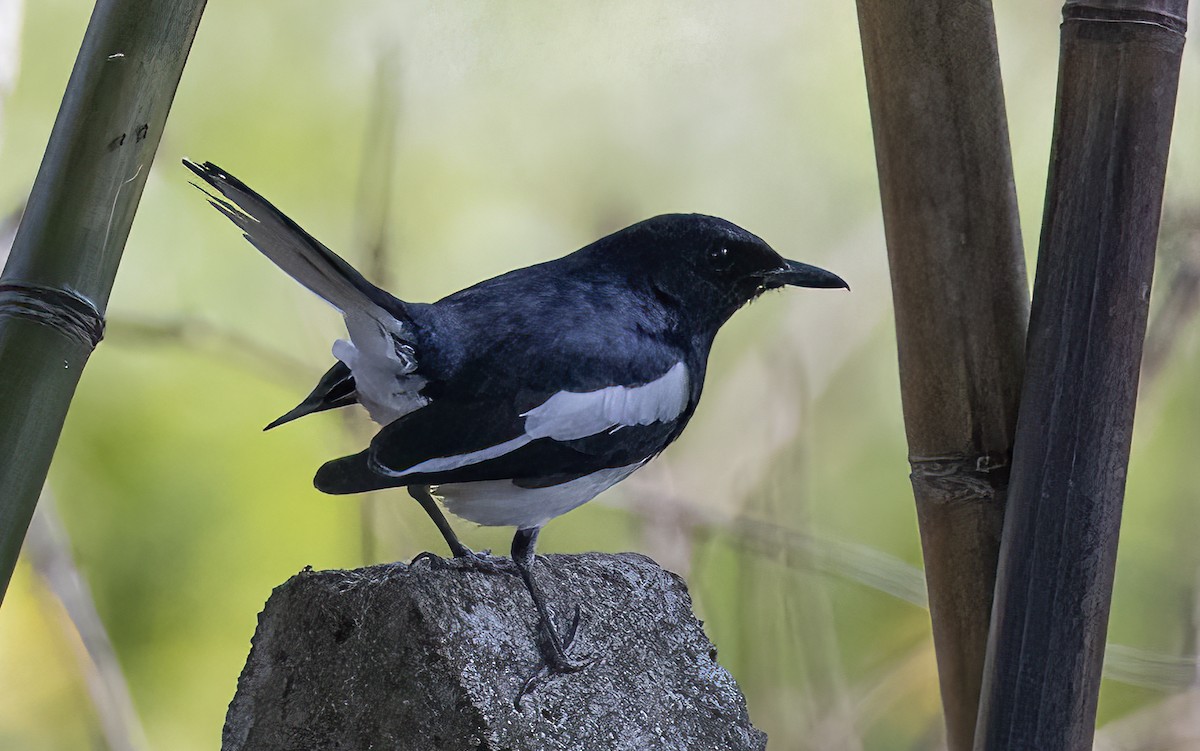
[762,260,850,290]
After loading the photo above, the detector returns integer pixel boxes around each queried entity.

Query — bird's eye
[707,246,734,273]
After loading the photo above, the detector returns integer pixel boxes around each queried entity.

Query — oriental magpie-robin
[184,159,847,676]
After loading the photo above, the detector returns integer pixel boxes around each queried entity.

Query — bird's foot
[410,550,454,570]
[540,603,591,672]
[411,548,510,575]
[515,603,594,707]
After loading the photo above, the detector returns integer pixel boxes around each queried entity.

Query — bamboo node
[1062,2,1188,37]
[908,452,1009,504]
[0,282,105,349]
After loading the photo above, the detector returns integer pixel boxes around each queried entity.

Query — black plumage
[184,158,847,678]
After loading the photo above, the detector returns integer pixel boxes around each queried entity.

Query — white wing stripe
[374,435,533,477]
[375,361,689,478]
[522,361,689,441]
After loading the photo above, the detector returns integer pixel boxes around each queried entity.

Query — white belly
[434,462,644,528]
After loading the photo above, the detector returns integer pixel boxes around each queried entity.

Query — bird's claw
[546,603,589,669]
[410,547,460,571]
[515,604,593,708]
[410,550,453,570]
[459,550,509,575]
[411,548,509,575]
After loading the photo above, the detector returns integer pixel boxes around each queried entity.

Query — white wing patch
[374,361,690,478]
[333,311,427,426]
[522,361,690,441]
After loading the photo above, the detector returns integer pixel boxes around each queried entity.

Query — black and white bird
[184,159,847,674]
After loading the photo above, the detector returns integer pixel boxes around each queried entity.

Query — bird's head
[604,214,848,330]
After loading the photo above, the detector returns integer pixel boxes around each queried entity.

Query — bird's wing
[185,160,426,425]
[315,360,693,494]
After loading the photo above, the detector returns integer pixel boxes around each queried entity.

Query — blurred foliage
[0,1,1198,749]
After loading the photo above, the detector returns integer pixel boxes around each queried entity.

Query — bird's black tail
[183,159,409,323]
[185,159,426,428]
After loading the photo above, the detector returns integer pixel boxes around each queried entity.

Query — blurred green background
[1,1,1198,749]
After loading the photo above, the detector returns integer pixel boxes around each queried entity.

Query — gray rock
[222,552,766,751]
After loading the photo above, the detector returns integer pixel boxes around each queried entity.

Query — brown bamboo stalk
[853,2,1029,749]
[975,2,1188,749]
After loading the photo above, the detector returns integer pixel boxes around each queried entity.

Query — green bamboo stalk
[975,2,1188,748]
[0,0,206,604]
[853,2,1028,748]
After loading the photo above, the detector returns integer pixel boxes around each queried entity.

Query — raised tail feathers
[183,159,407,323]
[186,159,425,427]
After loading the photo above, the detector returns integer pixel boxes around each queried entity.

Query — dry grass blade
[1093,690,1200,751]
[104,314,311,385]
[25,491,149,751]
[626,488,1200,695]
[0,0,22,153]
[0,201,21,261]
[350,49,405,566]
[1141,214,1200,389]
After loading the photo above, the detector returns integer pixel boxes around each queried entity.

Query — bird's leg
[407,486,503,572]
[408,485,474,557]
[511,527,590,674]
